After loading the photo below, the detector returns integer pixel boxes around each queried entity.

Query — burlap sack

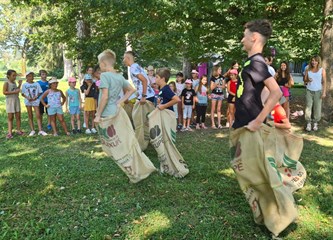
[97,107,156,183]
[229,124,306,236]
[132,101,155,151]
[148,108,189,178]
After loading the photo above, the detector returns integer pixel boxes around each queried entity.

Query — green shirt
[98,72,129,117]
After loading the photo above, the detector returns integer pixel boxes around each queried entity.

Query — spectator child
[155,68,180,112]
[181,79,196,132]
[210,66,225,129]
[168,81,179,123]
[227,69,238,128]
[3,70,23,139]
[41,77,69,136]
[66,77,82,134]
[194,75,208,129]
[93,65,101,109]
[81,74,98,134]
[147,65,156,86]
[21,71,47,136]
[175,72,184,129]
[37,69,51,130]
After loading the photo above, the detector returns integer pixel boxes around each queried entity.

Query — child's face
[169,83,175,91]
[201,77,207,85]
[191,73,198,79]
[87,67,93,75]
[94,70,101,80]
[8,72,17,81]
[185,82,192,89]
[50,82,58,89]
[155,75,164,87]
[69,82,76,87]
[26,73,34,82]
[176,76,183,82]
[152,83,158,89]
[230,74,237,80]
[40,72,47,80]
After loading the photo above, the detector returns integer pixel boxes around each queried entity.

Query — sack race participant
[230,124,306,236]
[95,49,156,183]
[132,101,155,151]
[98,108,156,183]
[148,108,189,177]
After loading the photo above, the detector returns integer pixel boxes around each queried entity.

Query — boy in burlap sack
[94,49,156,183]
[231,20,305,238]
[148,68,188,178]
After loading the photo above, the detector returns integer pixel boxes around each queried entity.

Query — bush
[48,68,64,79]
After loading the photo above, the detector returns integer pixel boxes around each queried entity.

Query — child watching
[168,81,178,115]
[175,72,184,129]
[81,74,98,134]
[194,75,208,129]
[21,71,47,136]
[155,69,180,111]
[181,79,196,132]
[94,49,136,122]
[41,77,70,136]
[37,69,51,130]
[227,69,238,128]
[3,69,23,139]
[66,77,82,134]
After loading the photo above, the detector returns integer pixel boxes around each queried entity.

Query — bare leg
[26,106,34,131]
[211,100,216,127]
[71,114,75,130]
[57,114,69,134]
[15,112,22,132]
[33,106,43,131]
[7,113,14,135]
[217,100,222,127]
[50,115,57,135]
[90,111,95,129]
[84,111,89,129]
[76,114,81,130]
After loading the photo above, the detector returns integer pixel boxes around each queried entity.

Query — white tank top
[307,68,323,91]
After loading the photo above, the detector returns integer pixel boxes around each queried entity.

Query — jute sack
[148,108,189,178]
[97,107,156,183]
[229,124,306,236]
[132,101,155,151]
[123,102,134,121]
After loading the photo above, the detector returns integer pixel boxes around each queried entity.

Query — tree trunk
[182,58,192,80]
[321,0,333,121]
[62,45,74,79]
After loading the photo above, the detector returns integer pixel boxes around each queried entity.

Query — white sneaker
[83,123,86,128]
[29,130,36,136]
[225,122,230,128]
[85,129,92,134]
[313,123,318,131]
[91,128,97,134]
[38,130,48,136]
[306,123,311,132]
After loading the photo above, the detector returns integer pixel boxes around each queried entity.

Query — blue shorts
[69,106,80,115]
[48,106,64,115]
[210,93,224,101]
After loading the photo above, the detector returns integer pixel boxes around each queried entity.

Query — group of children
[3,68,102,139]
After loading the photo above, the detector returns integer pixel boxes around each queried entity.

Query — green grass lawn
[0,82,332,239]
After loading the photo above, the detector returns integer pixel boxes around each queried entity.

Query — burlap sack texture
[132,101,155,151]
[97,107,156,183]
[229,124,306,236]
[148,108,189,178]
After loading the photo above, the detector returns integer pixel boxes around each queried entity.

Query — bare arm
[94,88,108,123]
[274,118,291,129]
[40,90,50,107]
[322,68,327,98]
[60,90,66,106]
[117,84,136,106]
[247,77,282,131]
[78,89,82,109]
[65,91,69,110]
[158,95,180,110]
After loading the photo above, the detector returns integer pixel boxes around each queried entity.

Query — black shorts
[39,102,48,114]
[227,94,235,104]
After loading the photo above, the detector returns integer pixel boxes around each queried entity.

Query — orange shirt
[271,104,287,123]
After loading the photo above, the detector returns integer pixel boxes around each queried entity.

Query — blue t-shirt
[158,85,175,111]
[38,80,49,102]
[66,88,80,107]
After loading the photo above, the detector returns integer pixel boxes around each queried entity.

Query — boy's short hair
[39,69,47,75]
[98,49,116,65]
[244,19,272,43]
[156,68,171,82]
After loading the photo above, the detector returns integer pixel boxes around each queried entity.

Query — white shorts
[183,105,192,119]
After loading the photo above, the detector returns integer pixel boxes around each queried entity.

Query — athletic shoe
[91,128,97,134]
[6,133,13,139]
[225,122,230,128]
[16,131,24,136]
[83,123,86,128]
[66,132,71,136]
[47,124,52,131]
[180,127,187,132]
[306,123,311,132]
[72,129,77,134]
[29,130,36,136]
[313,123,318,131]
[38,131,48,136]
[53,133,58,137]
[77,129,82,134]
[85,129,92,134]
[187,127,193,132]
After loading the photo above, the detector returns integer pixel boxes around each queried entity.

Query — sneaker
[29,130,36,136]
[47,124,52,131]
[180,127,187,132]
[91,128,97,134]
[77,129,82,134]
[218,125,223,129]
[177,124,182,130]
[313,123,318,131]
[187,127,193,132]
[225,122,230,128]
[201,124,207,129]
[196,124,200,130]
[38,131,48,136]
[6,133,13,139]
[306,123,311,132]
[72,129,77,134]
[66,132,71,136]
[53,133,58,137]
[83,123,86,128]
[16,131,24,136]
[85,129,92,134]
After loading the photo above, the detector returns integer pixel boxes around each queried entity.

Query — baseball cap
[25,71,34,77]
[229,69,238,75]
[68,77,77,83]
[191,70,198,74]
[49,77,58,84]
[147,65,154,71]
[84,74,93,80]
[185,79,192,84]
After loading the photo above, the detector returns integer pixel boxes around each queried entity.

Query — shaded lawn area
[0,83,332,239]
